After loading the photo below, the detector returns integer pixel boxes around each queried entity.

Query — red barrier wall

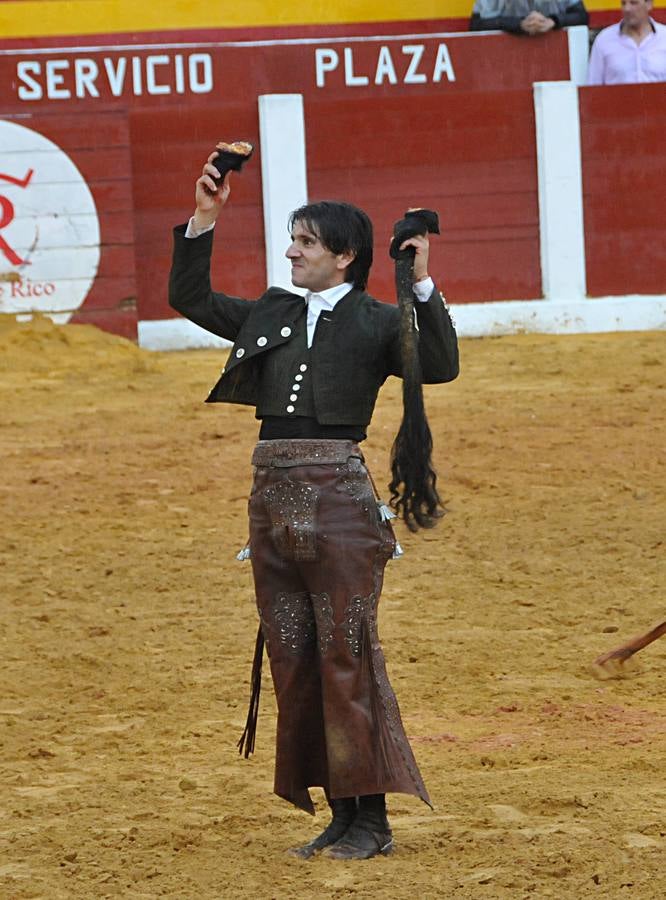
[307,91,541,302]
[127,104,265,321]
[0,30,572,333]
[580,83,666,298]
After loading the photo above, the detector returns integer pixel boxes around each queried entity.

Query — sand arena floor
[0,317,664,899]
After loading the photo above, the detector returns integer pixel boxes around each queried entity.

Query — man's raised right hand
[193,152,231,231]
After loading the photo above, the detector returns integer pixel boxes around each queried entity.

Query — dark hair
[288,200,373,290]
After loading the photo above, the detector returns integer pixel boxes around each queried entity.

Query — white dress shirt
[304,279,434,348]
[185,217,436,348]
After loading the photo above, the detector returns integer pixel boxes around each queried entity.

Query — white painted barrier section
[451,296,666,338]
[567,25,589,86]
[534,80,587,302]
[138,317,231,350]
[258,93,308,290]
[139,296,666,349]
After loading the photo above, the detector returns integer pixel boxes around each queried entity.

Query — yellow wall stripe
[3,1,455,40]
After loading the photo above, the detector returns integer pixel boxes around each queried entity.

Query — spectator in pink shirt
[588,0,666,84]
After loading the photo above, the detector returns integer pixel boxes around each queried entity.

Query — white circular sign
[0,120,100,323]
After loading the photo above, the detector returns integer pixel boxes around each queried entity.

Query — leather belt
[252,439,362,468]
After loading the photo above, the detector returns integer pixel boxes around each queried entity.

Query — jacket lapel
[223,291,306,375]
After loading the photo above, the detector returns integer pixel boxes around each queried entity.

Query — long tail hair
[388,210,444,532]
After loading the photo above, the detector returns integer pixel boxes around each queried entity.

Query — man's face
[286,221,353,292]
[621,0,652,28]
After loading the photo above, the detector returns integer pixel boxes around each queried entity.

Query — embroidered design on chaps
[339,458,375,517]
[342,592,377,657]
[312,592,335,656]
[271,591,315,656]
[262,479,320,561]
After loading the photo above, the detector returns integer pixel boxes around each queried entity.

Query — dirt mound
[0,314,158,376]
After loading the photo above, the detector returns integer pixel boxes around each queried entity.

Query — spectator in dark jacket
[470,0,589,34]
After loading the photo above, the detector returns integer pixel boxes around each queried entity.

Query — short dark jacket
[168,224,459,428]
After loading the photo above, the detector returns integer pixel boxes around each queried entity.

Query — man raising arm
[169,151,459,860]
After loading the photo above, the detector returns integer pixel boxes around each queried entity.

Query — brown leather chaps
[247,439,431,814]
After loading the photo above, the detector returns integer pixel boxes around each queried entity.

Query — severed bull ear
[211,140,254,183]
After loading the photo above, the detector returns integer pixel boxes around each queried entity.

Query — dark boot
[326,793,393,860]
[288,797,357,859]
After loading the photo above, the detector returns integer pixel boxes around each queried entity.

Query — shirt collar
[306,282,354,308]
[619,17,656,36]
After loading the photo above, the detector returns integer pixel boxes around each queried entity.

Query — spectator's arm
[469,12,525,34]
[550,1,589,28]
